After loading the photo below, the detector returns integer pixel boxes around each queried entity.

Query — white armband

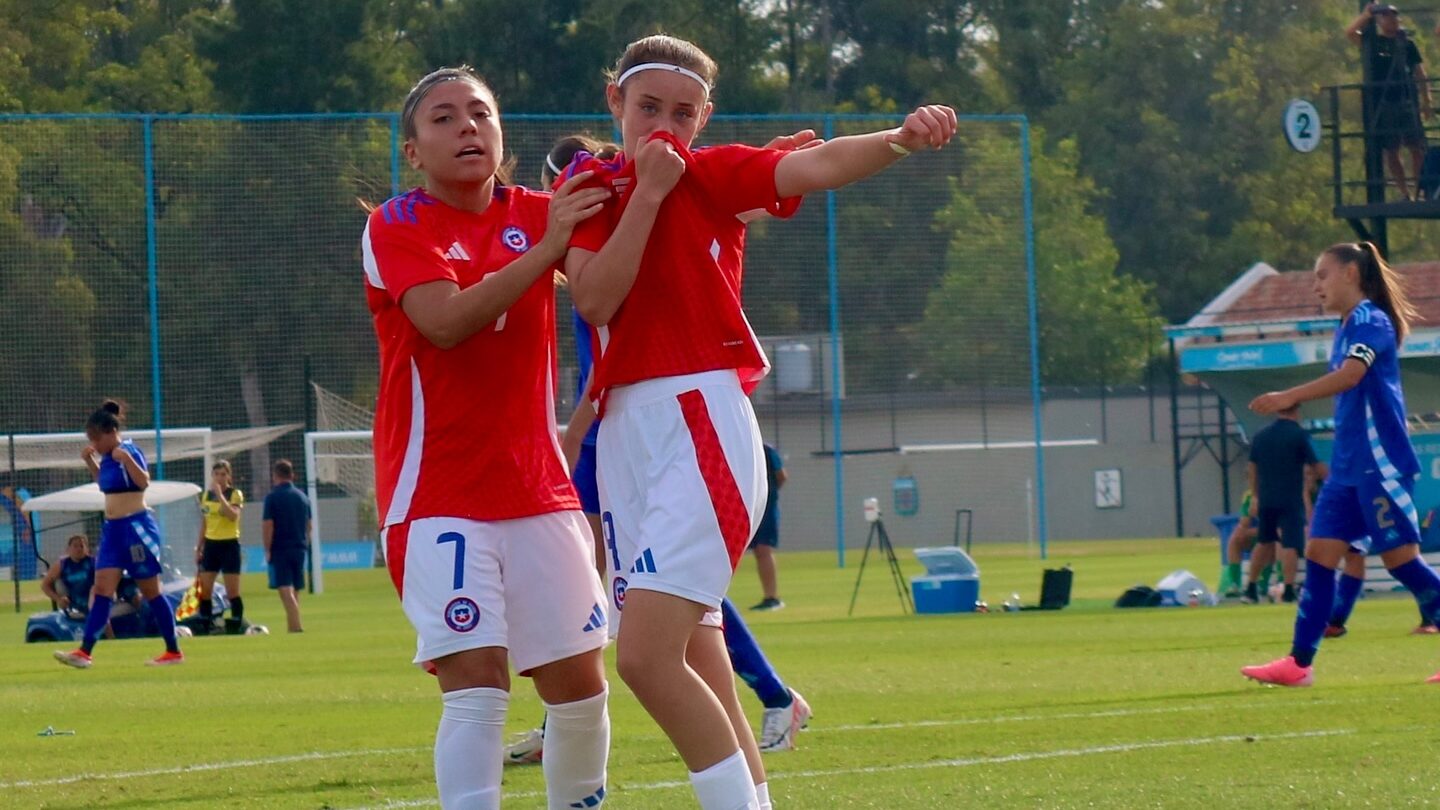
[1346,343,1376,367]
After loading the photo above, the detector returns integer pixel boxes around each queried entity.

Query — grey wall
[759,393,1239,553]
[286,393,1242,556]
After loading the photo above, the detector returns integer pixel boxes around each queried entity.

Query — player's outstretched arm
[774,104,957,199]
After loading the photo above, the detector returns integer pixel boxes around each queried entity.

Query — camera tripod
[847,517,913,616]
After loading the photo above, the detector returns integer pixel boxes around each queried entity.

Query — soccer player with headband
[1243,241,1440,687]
[361,66,614,809]
[562,34,956,810]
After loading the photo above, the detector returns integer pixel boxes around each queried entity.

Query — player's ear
[606,84,625,121]
[696,100,714,135]
[403,139,423,171]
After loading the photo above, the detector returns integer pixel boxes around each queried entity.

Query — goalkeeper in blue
[1243,241,1440,687]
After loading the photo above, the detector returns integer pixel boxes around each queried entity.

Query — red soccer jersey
[566,134,801,400]
[362,186,578,527]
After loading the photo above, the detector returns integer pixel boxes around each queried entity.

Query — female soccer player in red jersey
[562,35,956,809]
[362,66,612,809]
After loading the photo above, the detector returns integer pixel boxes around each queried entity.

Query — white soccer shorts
[596,370,767,634]
[384,510,608,673]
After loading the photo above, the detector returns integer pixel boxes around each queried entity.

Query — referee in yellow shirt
[196,459,245,634]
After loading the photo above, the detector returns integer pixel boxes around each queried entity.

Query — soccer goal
[302,429,377,595]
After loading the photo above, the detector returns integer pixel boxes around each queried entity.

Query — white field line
[811,696,1359,734]
[0,746,428,790]
[0,695,1372,793]
[349,728,1357,809]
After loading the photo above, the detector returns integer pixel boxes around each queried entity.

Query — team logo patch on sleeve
[1346,342,1376,367]
[444,597,480,632]
[501,226,530,253]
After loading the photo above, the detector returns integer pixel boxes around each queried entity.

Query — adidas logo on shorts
[629,548,658,575]
[581,603,607,633]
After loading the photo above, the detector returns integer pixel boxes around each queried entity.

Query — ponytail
[1322,242,1420,342]
[86,399,124,434]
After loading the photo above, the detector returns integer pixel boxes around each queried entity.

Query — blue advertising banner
[240,542,376,574]
[1181,328,1440,373]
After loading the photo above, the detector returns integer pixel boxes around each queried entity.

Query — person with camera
[1347,3,1434,200]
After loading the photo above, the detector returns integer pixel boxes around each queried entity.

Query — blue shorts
[1310,476,1421,555]
[749,514,779,548]
[268,549,307,590]
[97,511,164,580]
[574,442,601,515]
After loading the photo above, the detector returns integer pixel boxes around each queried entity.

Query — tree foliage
[1,0,1433,434]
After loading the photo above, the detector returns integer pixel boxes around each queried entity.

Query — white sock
[689,750,760,810]
[756,781,772,810]
[541,687,610,809]
[435,686,507,810]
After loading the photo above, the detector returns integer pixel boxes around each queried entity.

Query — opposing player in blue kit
[55,400,184,668]
[1243,242,1440,686]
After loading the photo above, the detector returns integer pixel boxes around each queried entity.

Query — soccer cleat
[53,649,92,669]
[1239,583,1260,605]
[1411,623,1439,636]
[1426,670,1440,684]
[1323,624,1348,639]
[750,597,785,612]
[146,650,185,667]
[759,689,812,752]
[503,728,544,766]
[1241,655,1313,687]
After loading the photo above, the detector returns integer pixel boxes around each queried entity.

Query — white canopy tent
[21,481,202,513]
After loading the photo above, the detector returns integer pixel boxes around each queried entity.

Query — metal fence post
[143,115,164,477]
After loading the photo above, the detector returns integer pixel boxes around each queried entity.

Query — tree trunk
[240,358,270,494]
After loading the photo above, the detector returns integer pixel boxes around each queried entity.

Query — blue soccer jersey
[97,440,147,494]
[1328,300,1419,485]
[572,308,600,448]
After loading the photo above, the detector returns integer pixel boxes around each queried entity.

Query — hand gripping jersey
[565,132,802,401]
[1328,299,1420,486]
[362,186,578,527]
[97,440,147,494]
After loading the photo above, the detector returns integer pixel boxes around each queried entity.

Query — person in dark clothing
[1241,405,1325,603]
[748,444,788,611]
[262,459,311,633]
[1348,3,1434,200]
[41,535,95,616]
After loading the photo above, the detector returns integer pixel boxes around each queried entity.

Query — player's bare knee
[434,648,510,692]
[1380,544,1420,569]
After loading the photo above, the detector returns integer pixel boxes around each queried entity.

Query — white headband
[545,154,563,177]
[616,62,711,93]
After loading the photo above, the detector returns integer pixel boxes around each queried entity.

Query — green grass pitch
[3,538,1440,808]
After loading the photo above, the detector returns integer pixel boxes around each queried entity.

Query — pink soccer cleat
[146,650,185,667]
[53,649,92,669]
[1241,655,1313,687]
[1426,671,1440,684]
[759,689,813,752]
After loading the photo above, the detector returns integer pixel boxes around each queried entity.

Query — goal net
[305,384,378,590]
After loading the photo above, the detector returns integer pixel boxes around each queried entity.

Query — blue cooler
[910,547,980,614]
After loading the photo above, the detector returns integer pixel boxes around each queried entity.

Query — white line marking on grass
[813,697,1355,733]
[345,728,1356,809]
[0,746,429,790]
[5,697,1365,795]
